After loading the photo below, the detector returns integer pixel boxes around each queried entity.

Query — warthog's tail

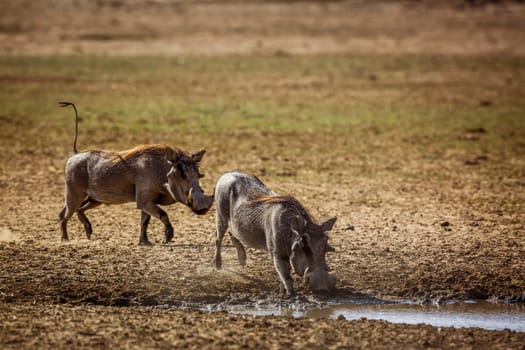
[58,101,79,154]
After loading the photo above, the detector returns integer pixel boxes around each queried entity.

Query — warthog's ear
[191,149,206,163]
[320,217,337,232]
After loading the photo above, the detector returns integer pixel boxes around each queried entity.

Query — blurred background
[1,0,524,56]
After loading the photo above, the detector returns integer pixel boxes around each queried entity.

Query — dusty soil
[1,0,525,349]
[1,122,524,349]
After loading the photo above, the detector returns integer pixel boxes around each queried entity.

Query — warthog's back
[215,172,285,250]
[65,145,181,205]
[214,172,273,204]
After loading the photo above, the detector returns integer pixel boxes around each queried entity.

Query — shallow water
[224,300,525,332]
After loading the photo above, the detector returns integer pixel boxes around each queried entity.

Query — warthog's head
[291,217,337,294]
[165,149,213,215]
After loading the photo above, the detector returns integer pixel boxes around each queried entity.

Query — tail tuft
[58,101,74,107]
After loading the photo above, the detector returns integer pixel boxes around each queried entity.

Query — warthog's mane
[249,195,316,224]
[110,144,187,164]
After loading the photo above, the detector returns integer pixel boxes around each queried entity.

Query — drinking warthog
[58,102,213,245]
[214,171,337,296]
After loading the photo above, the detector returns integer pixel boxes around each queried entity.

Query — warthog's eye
[176,162,186,179]
[190,162,203,178]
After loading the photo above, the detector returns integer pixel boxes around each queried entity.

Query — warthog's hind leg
[59,207,68,241]
[77,198,101,239]
[60,189,87,242]
[230,235,247,266]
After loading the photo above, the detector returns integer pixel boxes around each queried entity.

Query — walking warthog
[214,171,337,296]
[58,102,213,245]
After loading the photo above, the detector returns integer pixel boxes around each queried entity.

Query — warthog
[58,102,213,245]
[214,171,337,296]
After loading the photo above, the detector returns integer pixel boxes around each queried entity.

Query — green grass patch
[0,54,523,161]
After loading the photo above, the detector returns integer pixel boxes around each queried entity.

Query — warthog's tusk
[188,187,194,206]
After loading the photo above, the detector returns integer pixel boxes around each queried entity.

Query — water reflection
[229,300,525,332]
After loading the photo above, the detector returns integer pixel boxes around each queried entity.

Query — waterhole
[204,299,525,332]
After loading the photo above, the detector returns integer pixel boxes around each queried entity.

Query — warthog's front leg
[138,200,174,245]
[272,253,295,297]
[139,210,152,246]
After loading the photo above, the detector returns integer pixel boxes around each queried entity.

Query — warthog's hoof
[214,259,222,270]
[237,253,246,267]
[165,230,174,244]
[139,240,153,247]
[277,283,295,298]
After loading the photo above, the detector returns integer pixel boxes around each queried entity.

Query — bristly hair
[249,195,315,224]
[110,144,186,164]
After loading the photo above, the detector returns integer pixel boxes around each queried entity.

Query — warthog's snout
[303,267,336,294]
[188,187,214,215]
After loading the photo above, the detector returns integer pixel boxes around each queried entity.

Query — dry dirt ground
[1,1,525,349]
